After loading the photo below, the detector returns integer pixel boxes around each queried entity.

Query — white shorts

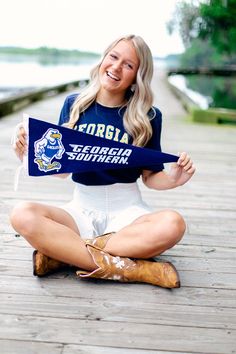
[61,182,152,239]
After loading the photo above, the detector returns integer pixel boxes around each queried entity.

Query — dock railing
[0,79,89,118]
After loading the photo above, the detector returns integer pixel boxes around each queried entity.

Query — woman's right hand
[13,126,27,162]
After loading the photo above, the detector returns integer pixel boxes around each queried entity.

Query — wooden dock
[0,67,236,354]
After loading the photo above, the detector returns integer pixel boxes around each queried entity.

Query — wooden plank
[164,245,236,260]
[0,267,235,290]
[0,339,63,354]
[0,340,193,354]
[0,340,185,354]
[0,293,235,330]
[1,276,236,309]
[62,345,193,354]
[187,224,235,237]
[0,314,235,354]
[179,270,236,289]
[180,234,236,248]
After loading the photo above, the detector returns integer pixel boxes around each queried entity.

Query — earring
[131,84,136,92]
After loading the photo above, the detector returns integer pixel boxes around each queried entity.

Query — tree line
[0,46,99,60]
[167,0,236,67]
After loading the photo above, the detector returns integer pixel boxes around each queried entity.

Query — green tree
[168,0,236,56]
[199,0,236,55]
[179,38,224,67]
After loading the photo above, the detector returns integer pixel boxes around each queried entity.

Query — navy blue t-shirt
[58,93,164,185]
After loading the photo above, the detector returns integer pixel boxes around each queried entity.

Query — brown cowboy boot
[77,234,180,288]
[84,232,115,249]
[32,233,114,277]
[33,250,68,277]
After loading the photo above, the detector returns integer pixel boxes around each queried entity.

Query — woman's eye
[110,54,117,59]
[126,63,133,69]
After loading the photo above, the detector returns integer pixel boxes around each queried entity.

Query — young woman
[11,34,195,288]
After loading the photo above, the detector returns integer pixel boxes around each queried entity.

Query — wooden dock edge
[0,79,89,118]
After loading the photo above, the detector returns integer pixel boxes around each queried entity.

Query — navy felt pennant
[23,116,178,176]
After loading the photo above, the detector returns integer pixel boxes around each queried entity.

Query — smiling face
[97,39,139,104]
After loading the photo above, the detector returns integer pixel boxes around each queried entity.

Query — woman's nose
[112,60,122,71]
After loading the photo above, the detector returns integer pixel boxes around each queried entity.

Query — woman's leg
[10,201,96,271]
[10,202,185,266]
[104,209,186,258]
[10,203,183,287]
[77,209,184,288]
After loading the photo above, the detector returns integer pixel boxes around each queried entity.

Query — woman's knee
[148,209,186,246]
[160,209,186,242]
[10,201,40,236]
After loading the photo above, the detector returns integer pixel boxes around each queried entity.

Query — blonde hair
[68,34,155,147]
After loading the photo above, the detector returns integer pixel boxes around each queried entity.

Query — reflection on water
[168,75,209,109]
[170,74,236,110]
[185,76,236,110]
[0,56,97,100]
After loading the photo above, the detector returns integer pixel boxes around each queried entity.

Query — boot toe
[166,262,181,288]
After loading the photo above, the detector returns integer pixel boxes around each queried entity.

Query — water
[169,74,236,110]
[168,75,209,109]
[0,57,97,100]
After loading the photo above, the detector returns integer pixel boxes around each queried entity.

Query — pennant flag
[21,115,178,176]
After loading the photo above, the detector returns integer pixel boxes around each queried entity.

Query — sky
[0,0,185,57]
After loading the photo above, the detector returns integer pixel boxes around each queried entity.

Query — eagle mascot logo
[34,128,65,172]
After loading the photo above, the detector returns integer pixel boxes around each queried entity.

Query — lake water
[169,74,236,110]
[0,57,97,100]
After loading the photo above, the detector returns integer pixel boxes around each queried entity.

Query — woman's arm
[142,152,195,190]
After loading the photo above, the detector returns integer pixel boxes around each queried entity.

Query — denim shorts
[61,182,152,238]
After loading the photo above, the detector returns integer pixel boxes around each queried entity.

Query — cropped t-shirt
[58,93,164,185]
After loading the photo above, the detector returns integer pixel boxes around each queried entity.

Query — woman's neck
[96,91,126,107]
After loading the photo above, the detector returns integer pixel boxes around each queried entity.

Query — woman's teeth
[107,71,119,81]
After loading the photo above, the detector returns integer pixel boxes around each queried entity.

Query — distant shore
[0,46,100,61]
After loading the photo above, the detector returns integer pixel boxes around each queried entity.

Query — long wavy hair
[67,34,155,147]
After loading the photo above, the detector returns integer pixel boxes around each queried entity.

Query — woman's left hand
[169,152,196,187]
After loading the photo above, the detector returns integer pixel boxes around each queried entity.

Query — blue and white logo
[34,128,65,172]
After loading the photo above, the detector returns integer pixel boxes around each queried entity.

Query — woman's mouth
[106,71,120,81]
